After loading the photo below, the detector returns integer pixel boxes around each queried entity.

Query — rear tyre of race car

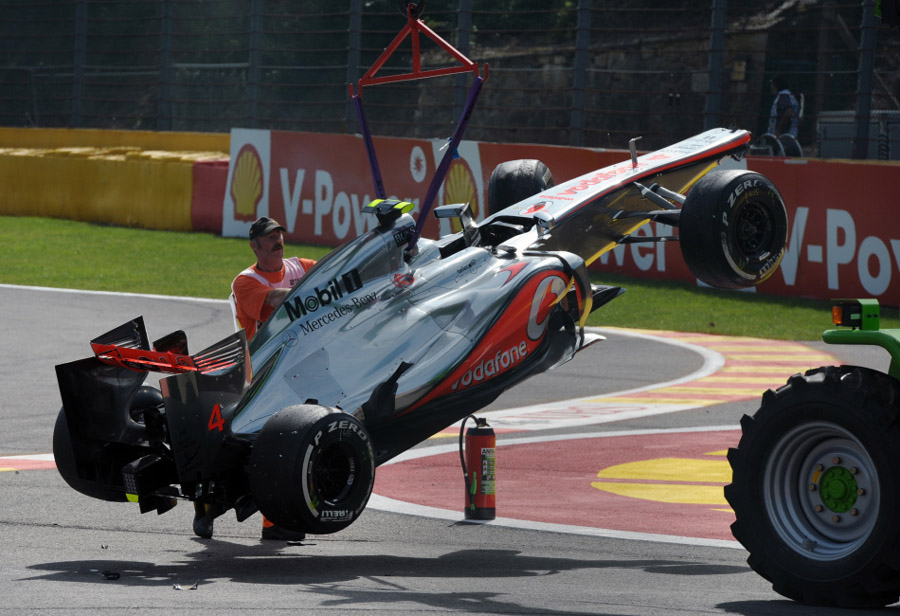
[249,405,375,535]
[679,170,787,289]
[725,366,900,608]
[488,159,554,215]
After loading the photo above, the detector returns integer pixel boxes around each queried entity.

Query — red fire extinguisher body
[463,418,496,520]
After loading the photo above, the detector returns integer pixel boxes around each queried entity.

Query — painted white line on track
[0,454,55,462]
[0,283,228,305]
[371,426,743,548]
[367,494,741,550]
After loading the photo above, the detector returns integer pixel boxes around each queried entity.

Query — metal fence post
[72,0,87,128]
[248,0,263,128]
[453,0,472,125]
[159,0,173,131]
[347,0,362,133]
[570,0,592,147]
[853,0,878,159]
[704,0,727,131]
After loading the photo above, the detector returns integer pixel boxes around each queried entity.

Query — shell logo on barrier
[410,145,427,183]
[231,144,264,222]
[444,158,479,233]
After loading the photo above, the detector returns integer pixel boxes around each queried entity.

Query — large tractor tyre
[487,159,554,215]
[679,170,787,289]
[250,405,376,535]
[53,408,129,502]
[725,366,900,608]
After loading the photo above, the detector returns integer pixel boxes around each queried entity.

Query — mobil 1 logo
[285,269,363,321]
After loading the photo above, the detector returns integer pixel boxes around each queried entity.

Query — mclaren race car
[52,4,789,537]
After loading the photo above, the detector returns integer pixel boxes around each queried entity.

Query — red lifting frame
[348,4,487,251]
[349,10,483,96]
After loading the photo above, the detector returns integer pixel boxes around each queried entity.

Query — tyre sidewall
[680,170,787,289]
[250,405,375,534]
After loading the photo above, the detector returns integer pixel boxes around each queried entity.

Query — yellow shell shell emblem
[444,159,479,232]
[231,145,264,221]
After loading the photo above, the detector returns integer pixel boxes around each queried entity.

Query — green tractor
[726,299,900,608]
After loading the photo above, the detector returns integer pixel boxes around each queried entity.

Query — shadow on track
[24,542,748,615]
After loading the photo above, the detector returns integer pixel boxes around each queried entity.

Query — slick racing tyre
[488,159,554,215]
[679,169,787,289]
[725,366,900,608]
[250,405,375,535]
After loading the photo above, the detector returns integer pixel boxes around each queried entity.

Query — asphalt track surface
[1,284,896,615]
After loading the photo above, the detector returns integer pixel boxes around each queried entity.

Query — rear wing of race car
[56,318,252,497]
[90,316,244,375]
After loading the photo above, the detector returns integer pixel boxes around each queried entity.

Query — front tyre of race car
[725,366,900,608]
[249,405,375,535]
[679,170,787,289]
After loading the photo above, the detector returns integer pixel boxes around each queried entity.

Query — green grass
[583,271,890,340]
[1,216,332,299]
[3,215,895,340]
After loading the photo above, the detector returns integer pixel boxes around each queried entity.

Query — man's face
[252,230,284,262]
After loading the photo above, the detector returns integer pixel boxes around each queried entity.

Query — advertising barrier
[1,127,896,304]
[219,128,900,304]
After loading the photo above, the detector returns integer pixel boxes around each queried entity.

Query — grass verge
[3,215,894,340]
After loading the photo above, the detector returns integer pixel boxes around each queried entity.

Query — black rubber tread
[726,365,900,608]
[679,169,787,289]
[487,159,554,215]
[250,405,375,535]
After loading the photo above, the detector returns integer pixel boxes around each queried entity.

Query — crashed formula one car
[53,4,789,537]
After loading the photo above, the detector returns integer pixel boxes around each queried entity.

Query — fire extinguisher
[459,414,496,520]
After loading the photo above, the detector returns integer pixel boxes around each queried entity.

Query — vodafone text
[452,342,529,391]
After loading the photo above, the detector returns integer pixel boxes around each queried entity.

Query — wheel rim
[733,199,775,260]
[311,441,358,505]
[764,421,880,561]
